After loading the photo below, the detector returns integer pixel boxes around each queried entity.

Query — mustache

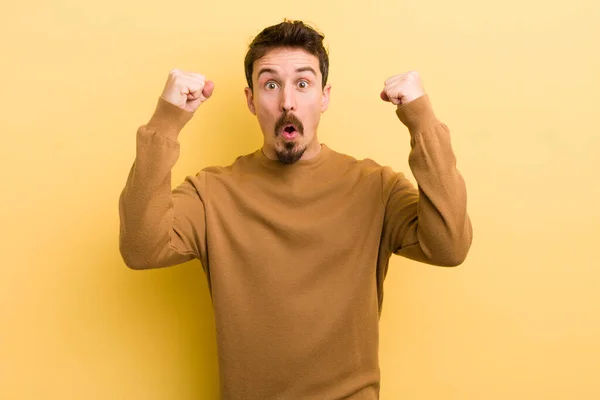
[274,112,304,136]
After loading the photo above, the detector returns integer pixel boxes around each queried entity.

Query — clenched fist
[161,69,214,113]
[380,71,425,106]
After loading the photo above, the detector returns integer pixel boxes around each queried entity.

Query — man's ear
[244,87,256,115]
[321,84,331,113]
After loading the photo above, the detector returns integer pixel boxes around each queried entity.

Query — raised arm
[380,71,473,266]
[118,70,214,270]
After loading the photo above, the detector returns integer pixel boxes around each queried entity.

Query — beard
[273,111,306,165]
[276,141,306,165]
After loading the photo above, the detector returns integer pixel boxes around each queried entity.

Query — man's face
[244,47,331,164]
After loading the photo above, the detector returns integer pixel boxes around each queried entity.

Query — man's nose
[281,86,297,112]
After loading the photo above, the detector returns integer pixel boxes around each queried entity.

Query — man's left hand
[380,71,425,106]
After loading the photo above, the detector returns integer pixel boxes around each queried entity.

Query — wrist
[395,94,439,131]
[146,97,195,139]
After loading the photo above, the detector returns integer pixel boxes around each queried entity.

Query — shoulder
[326,145,388,177]
[196,150,257,176]
[181,152,256,197]
[326,146,411,195]
[183,151,267,195]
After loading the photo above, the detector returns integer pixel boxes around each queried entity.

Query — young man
[119,20,472,400]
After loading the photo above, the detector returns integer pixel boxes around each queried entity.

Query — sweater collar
[254,143,331,170]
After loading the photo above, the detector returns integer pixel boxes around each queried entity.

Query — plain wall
[1,0,599,398]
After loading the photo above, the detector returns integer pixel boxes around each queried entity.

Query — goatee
[276,143,306,164]
[274,112,306,165]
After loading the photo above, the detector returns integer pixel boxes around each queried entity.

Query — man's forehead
[254,48,319,74]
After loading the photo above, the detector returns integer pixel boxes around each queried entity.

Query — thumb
[380,90,390,102]
[203,80,215,99]
[380,90,402,105]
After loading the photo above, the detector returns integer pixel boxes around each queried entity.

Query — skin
[160,53,426,161]
[244,47,331,164]
[380,71,426,106]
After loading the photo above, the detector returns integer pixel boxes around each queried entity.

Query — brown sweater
[119,94,472,399]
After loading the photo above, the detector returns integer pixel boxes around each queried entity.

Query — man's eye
[298,80,309,89]
[266,82,278,90]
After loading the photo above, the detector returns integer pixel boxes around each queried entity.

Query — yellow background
[2,0,599,398]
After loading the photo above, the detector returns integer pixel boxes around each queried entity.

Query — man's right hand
[160,69,214,113]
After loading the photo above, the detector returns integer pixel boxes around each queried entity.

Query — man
[119,19,472,400]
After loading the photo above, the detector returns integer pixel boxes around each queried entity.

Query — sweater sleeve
[118,97,208,270]
[380,94,473,267]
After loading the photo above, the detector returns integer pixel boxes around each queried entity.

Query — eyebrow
[257,66,318,79]
[295,67,317,76]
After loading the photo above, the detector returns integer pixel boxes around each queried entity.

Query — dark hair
[244,20,329,91]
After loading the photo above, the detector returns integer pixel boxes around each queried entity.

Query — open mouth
[281,125,298,140]
[275,112,304,141]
